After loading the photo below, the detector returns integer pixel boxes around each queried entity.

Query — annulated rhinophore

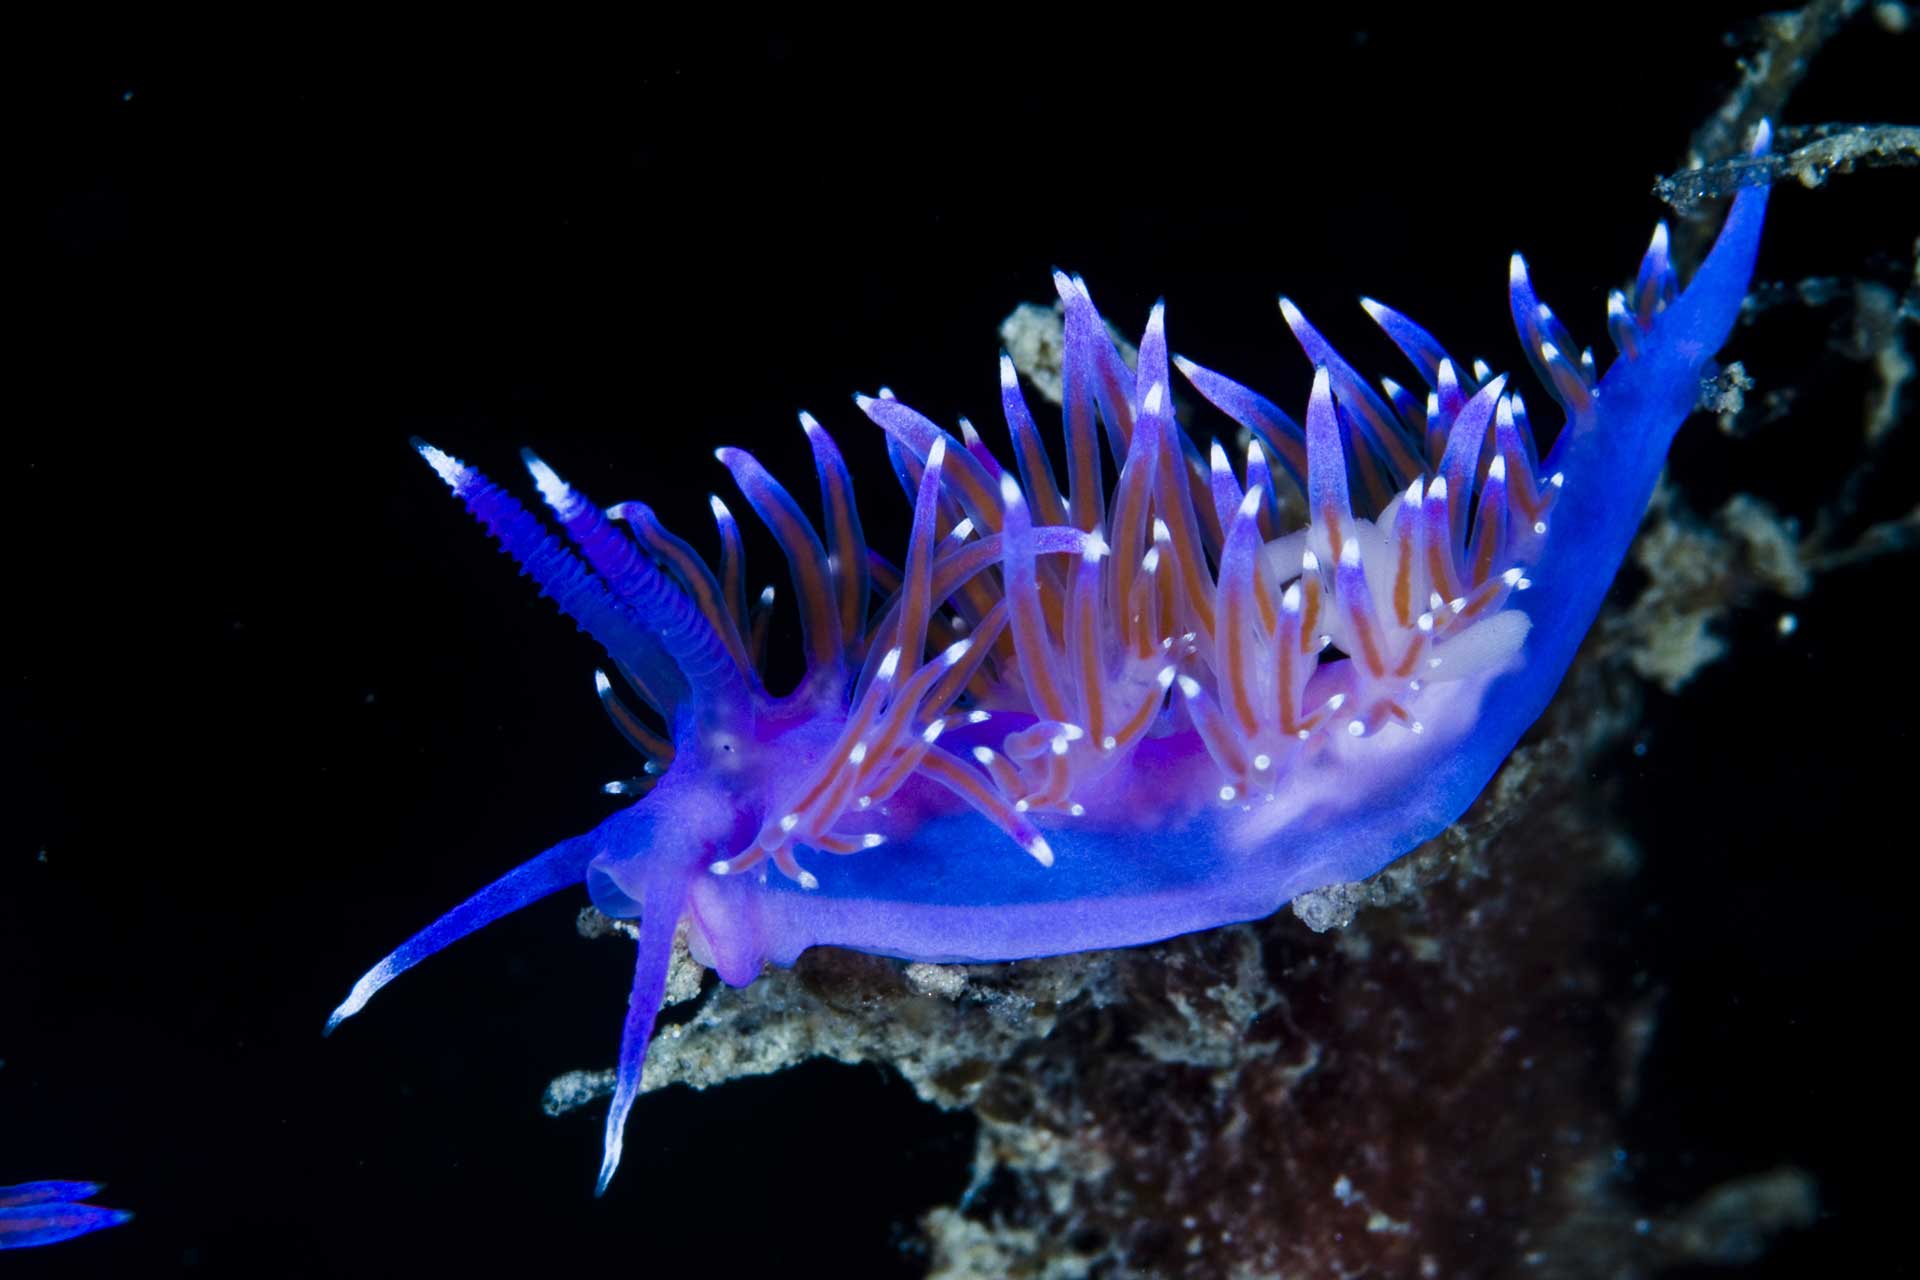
[330,124,1773,1193]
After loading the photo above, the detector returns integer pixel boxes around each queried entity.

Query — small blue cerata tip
[335,161,1772,1193]
[0,1181,134,1251]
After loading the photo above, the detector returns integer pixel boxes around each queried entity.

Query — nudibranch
[0,1181,132,1250]
[331,125,1772,1192]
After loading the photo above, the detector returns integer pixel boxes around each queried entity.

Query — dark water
[10,8,1916,1275]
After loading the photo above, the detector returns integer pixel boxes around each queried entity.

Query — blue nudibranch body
[331,126,1772,1192]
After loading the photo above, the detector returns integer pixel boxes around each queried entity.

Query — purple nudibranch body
[330,125,1773,1192]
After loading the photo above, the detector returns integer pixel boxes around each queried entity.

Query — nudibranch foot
[330,122,1773,1191]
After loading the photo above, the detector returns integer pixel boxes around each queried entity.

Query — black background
[10,10,1917,1276]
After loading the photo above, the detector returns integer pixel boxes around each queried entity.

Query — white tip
[1050,735,1069,756]
[1502,567,1524,586]
[1428,475,1448,502]
[1141,547,1161,574]
[848,741,869,765]
[325,957,398,1034]
[1069,803,1085,817]
[1608,291,1630,319]
[1082,534,1110,562]
[1532,520,1548,535]
[1144,382,1165,415]
[594,669,613,695]
[949,517,975,541]
[927,436,947,470]
[1449,596,1467,613]
[1101,734,1118,751]
[416,441,466,487]
[1536,303,1555,325]
[1473,360,1493,383]
[1253,753,1273,771]
[1177,674,1202,699]
[1509,254,1529,285]
[1327,693,1347,711]
[525,454,575,514]
[709,859,732,876]
[1237,487,1264,521]
[967,709,991,724]
[1411,721,1425,735]
[878,386,896,400]
[1153,518,1172,543]
[798,410,823,435]
[853,393,877,412]
[1278,296,1305,328]
[1210,440,1231,474]
[1014,798,1030,812]
[1026,837,1054,867]
[972,746,996,765]
[779,812,800,833]
[1157,666,1177,690]
[1650,221,1670,254]
[876,647,902,682]
[1549,472,1565,488]
[1540,341,1561,363]
[998,471,1023,506]
[999,354,1019,388]
[1060,723,1085,740]
[1218,785,1237,802]
[922,719,946,743]
[1347,719,1365,737]
[1359,296,1388,324]
[1339,538,1361,566]
[603,780,627,795]
[798,870,819,891]
[856,795,872,809]
[862,833,885,849]
[1173,354,1201,378]
[709,495,732,523]
[1417,612,1434,633]
[1147,299,1166,332]
[1489,455,1507,483]
[759,585,777,607]
[941,638,973,666]
[960,418,981,447]
[1302,548,1321,574]
[1281,582,1302,612]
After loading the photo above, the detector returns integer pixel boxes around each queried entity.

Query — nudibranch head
[329,123,1773,1193]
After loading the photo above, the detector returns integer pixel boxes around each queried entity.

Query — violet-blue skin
[330,125,1772,1192]
[0,1181,132,1250]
